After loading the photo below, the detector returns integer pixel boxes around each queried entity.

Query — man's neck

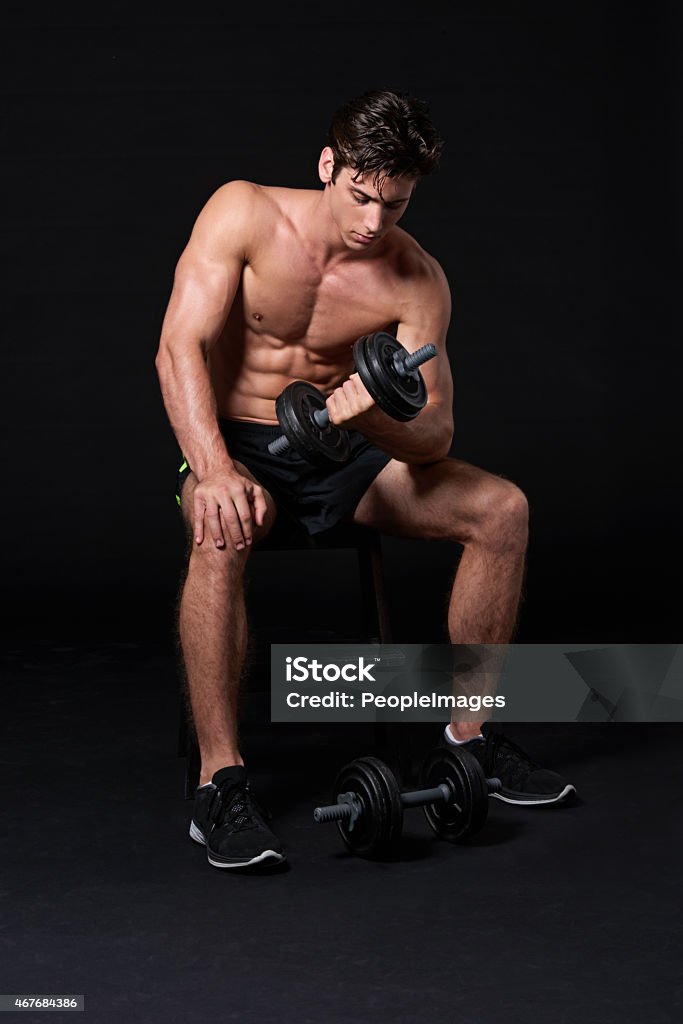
[304,188,378,267]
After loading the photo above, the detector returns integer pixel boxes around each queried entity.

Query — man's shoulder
[203,181,310,216]
[385,227,450,296]
[201,179,270,220]
[189,181,288,257]
[196,181,314,242]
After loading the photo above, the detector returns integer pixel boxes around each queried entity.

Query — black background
[3,2,680,646]
[2,8,682,1024]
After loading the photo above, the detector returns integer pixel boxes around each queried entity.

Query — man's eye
[353,195,369,204]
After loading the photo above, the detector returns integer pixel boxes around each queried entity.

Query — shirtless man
[156,90,574,870]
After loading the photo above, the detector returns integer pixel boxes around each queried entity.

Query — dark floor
[2,641,682,1024]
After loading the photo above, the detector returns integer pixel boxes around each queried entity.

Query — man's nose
[363,205,384,235]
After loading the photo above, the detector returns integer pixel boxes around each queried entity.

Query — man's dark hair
[327,89,443,192]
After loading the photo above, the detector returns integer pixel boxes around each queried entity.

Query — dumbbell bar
[268,333,437,466]
[313,749,501,858]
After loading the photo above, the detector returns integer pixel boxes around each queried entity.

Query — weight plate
[420,747,489,842]
[275,380,350,466]
[332,756,403,858]
[353,334,409,422]
[366,333,427,420]
[353,332,428,422]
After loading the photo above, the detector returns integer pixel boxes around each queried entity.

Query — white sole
[189,821,285,868]
[207,849,286,869]
[189,821,207,844]
[491,784,576,806]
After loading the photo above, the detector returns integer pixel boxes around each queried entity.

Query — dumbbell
[313,748,502,858]
[268,332,437,466]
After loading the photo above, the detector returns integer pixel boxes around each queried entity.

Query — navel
[252,312,263,322]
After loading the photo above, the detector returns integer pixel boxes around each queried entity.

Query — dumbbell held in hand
[268,332,437,465]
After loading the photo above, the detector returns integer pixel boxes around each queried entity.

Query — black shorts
[175,419,391,535]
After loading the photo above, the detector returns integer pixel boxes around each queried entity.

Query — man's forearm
[155,341,234,478]
[354,403,453,463]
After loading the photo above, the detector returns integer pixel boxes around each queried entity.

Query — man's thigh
[351,457,524,543]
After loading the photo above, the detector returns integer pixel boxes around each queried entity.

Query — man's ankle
[199,758,244,786]
[446,722,484,744]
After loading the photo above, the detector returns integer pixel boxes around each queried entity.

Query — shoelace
[212,783,263,833]
[484,731,539,776]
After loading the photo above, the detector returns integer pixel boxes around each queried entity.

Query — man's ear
[318,146,336,185]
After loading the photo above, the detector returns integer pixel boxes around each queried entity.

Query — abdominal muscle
[208,327,356,424]
[206,199,405,422]
[208,287,395,424]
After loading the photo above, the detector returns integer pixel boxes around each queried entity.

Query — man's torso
[208,185,432,423]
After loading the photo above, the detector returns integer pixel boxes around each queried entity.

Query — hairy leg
[353,456,528,642]
[352,457,528,738]
[178,462,277,784]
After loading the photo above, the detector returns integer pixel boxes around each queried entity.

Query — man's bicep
[395,268,453,408]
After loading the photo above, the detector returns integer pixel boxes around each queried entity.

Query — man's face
[326,165,416,251]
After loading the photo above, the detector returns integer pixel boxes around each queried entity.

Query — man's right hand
[192,467,268,551]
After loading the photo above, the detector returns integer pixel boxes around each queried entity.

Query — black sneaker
[189,765,286,868]
[441,728,576,805]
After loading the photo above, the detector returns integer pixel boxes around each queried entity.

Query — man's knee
[188,534,251,573]
[180,471,274,562]
[469,477,529,549]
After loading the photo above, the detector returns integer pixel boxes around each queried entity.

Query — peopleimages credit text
[285,691,505,711]
[271,645,683,723]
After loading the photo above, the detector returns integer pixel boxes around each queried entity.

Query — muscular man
[156,90,575,870]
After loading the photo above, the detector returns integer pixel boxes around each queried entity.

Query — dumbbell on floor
[268,332,437,466]
[313,749,502,858]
